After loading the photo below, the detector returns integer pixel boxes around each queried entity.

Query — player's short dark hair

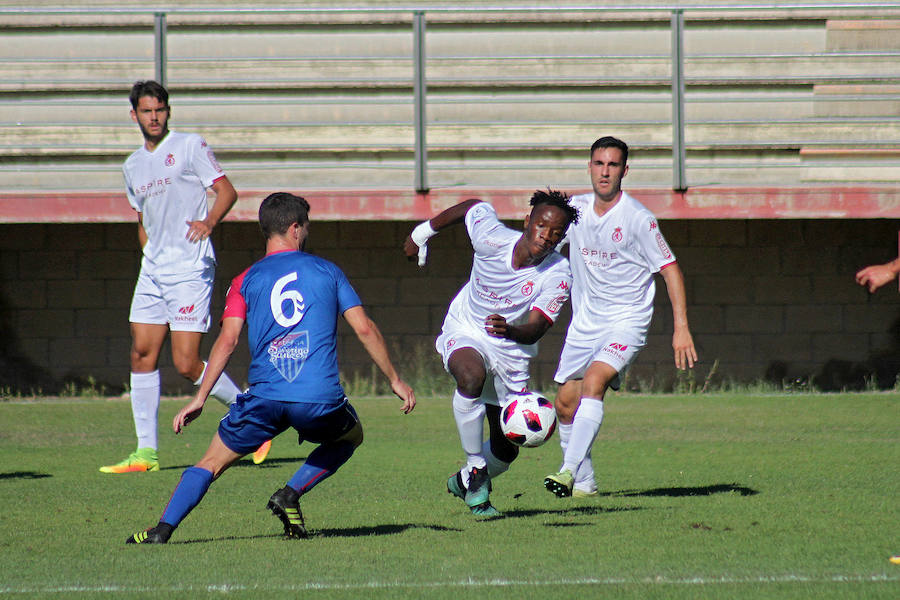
[590,136,629,165]
[129,80,169,110]
[259,193,311,238]
[529,188,579,226]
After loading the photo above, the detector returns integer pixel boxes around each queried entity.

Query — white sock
[130,370,160,450]
[557,421,572,470]
[562,398,604,474]
[574,451,596,492]
[194,361,242,407]
[452,390,486,472]
[482,439,511,480]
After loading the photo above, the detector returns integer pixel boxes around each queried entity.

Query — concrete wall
[3,217,900,396]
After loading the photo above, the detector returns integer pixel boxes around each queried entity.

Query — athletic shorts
[218,394,359,455]
[436,320,530,407]
[553,330,645,388]
[129,266,213,333]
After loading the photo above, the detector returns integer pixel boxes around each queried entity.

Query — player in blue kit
[125,192,416,544]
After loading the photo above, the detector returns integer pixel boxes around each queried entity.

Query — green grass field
[1,392,898,599]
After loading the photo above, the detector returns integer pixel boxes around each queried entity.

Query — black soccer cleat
[125,522,174,545]
[267,486,308,539]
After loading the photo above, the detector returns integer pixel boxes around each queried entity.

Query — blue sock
[160,466,214,528]
[287,441,355,495]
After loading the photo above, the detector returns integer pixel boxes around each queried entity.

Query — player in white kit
[544,136,698,498]
[404,190,577,516]
[101,81,270,473]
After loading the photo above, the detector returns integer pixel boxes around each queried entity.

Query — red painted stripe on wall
[2,187,900,223]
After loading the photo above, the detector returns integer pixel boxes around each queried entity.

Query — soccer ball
[500,391,557,448]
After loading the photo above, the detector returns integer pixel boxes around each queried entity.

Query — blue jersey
[224,250,362,404]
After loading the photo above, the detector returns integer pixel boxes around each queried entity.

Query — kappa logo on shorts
[268,331,310,382]
[178,304,195,315]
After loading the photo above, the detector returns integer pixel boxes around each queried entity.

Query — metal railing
[6,4,900,193]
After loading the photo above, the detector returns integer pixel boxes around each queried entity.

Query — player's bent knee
[336,421,364,449]
[490,435,519,464]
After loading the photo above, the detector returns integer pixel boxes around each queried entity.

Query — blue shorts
[217,394,360,455]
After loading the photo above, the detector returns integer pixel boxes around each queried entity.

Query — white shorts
[129,267,214,333]
[435,320,530,407]
[553,330,645,388]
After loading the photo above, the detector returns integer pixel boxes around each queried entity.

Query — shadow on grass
[0,471,51,480]
[174,523,461,544]
[607,483,758,497]
[160,457,308,471]
[503,505,647,520]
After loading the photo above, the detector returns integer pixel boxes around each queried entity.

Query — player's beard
[139,120,168,147]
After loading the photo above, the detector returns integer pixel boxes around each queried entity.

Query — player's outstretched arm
[186,176,238,243]
[403,198,482,266]
[855,258,900,293]
[174,316,245,433]
[659,262,698,370]
[343,305,416,413]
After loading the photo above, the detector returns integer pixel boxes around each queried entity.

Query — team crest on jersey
[521,281,534,296]
[165,153,175,167]
[268,331,310,382]
[612,227,623,243]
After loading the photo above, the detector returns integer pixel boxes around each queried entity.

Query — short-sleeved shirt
[223,250,362,404]
[441,202,572,359]
[123,130,226,277]
[564,191,676,341]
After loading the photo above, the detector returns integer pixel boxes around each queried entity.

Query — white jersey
[442,202,572,359]
[564,191,676,341]
[123,130,226,277]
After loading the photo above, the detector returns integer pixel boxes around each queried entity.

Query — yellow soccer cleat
[100,448,159,474]
[252,439,272,465]
[544,469,574,497]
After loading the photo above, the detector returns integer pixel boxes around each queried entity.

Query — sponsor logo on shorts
[268,331,309,382]
[602,342,628,362]
[173,304,199,323]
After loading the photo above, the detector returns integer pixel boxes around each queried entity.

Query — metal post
[413,11,428,193]
[154,12,167,87]
[671,9,687,192]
